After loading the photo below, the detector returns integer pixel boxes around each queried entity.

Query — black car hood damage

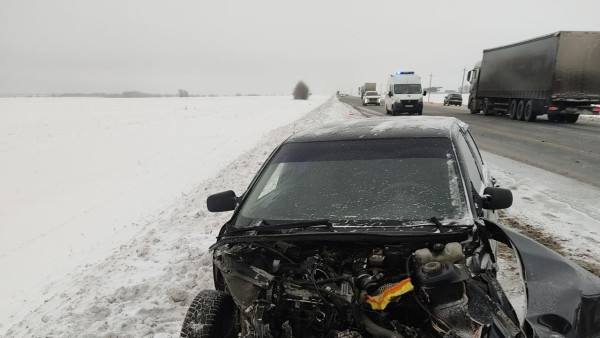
[485,220,600,338]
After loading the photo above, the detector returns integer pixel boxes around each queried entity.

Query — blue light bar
[396,71,415,75]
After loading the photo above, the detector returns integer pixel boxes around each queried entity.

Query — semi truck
[360,83,376,98]
[467,31,600,123]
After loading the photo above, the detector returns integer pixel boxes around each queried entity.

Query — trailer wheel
[524,100,537,122]
[508,100,517,119]
[469,99,479,114]
[516,101,525,121]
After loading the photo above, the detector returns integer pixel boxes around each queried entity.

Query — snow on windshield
[237,138,471,226]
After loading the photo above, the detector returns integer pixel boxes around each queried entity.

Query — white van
[384,72,426,115]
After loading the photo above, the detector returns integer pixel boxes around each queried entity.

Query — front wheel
[180,290,237,338]
[469,99,479,114]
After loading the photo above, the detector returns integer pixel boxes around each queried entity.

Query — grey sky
[1,0,599,95]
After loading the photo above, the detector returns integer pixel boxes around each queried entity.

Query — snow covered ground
[2,95,599,336]
[0,95,329,334]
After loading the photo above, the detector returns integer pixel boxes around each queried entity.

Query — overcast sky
[1,0,599,95]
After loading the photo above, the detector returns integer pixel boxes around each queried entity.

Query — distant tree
[293,81,310,100]
[177,89,189,97]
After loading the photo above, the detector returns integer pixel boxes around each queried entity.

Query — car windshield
[451,94,462,98]
[365,91,378,96]
[235,138,470,227]
[394,84,422,94]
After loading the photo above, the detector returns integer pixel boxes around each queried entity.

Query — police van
[384,72,426,115]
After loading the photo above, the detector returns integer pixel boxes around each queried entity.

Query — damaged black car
[180,117,600,338]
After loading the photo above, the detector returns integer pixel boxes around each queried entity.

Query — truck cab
[384,72,426,116]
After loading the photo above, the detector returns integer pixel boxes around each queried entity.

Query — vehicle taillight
[549,107,558,111]
[594,107,600,113]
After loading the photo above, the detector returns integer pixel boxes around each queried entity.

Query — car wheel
[524,100,537,122]
[180,290,237,338]
[516,100,525,121]
[508,100,517,120]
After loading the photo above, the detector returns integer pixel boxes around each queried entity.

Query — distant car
[362,91,381,106]
[443,93,463,106]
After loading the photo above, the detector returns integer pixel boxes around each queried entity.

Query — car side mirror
[207,190,238,212]
[423,91,427,96]
[482,187,512,210]
[388,91,392,97]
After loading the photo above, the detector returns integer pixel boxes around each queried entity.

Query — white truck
[384,72,426,115]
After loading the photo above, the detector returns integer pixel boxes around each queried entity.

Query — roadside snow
[0,95,329,334]
[484,151,600,272]
[2,96,355,336]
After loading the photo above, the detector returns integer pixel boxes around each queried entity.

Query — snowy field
[2,95,600,336]
[0,95,329,334]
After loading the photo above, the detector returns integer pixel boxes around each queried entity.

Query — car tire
[180,290,237,338]
[524,100,537,122]
[516,100,525,121]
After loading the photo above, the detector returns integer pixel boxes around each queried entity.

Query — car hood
[485,220,600,338]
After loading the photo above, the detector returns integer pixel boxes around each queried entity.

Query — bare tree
[177,89,189,97]
[293,81,310,100]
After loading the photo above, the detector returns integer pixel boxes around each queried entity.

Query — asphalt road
[339,95,600,188]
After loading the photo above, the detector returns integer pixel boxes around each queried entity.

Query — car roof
[286,116,468,143]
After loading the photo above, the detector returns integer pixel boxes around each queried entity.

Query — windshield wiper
[226,219,334,235]
[430,216,446,233]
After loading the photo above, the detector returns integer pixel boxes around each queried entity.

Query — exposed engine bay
[212,231,524,338]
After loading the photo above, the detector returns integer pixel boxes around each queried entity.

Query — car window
[237,138,470,226]
[393,84,422,94]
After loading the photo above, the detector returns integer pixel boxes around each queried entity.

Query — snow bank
[484,151,600,271]
[0,95,329,334]
[3,96,354,336]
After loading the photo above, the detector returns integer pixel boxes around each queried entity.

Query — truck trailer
[467,31,600,123]
[360,83,376,99]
